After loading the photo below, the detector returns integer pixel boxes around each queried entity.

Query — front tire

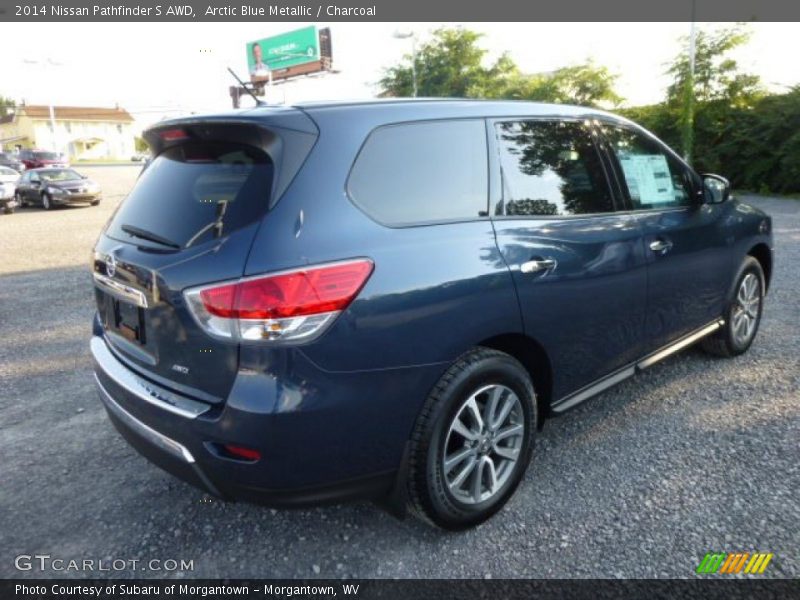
[407,348,536,529]
[42,193,52,210]
[701,256,765,357]
[15,191,25,208]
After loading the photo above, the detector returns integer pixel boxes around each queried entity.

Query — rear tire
[15,191,25,208]
[90,199,100,206]
[701,256,765,358]
[3,204,14,214]
[407,347,536,530]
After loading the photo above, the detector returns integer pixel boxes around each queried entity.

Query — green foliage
[624,88,800,194]
[666,25,763,107]
[379,28,622,107]
[0,96,15,118]
[134,136,149,153]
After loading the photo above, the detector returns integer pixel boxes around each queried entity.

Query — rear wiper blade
[185,200,228,248]
[121,224,180,249]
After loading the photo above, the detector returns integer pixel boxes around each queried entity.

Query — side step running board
[552,319,724,414]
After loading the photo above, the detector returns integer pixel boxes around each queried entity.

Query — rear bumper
[91,331,441,506]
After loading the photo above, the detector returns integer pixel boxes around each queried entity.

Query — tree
[0,96,15,118]
[667,24,762,107]
[379,28,511,98]
[666,24,763,161]
[378,28,622,107]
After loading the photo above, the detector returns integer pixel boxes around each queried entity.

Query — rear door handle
[649,239,673,254]
[520,258,557,274]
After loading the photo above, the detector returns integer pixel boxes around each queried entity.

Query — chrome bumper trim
[94,374,195,464]
[90,336,210,419]
[93,272,149,308]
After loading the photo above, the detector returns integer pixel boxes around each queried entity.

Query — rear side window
[495,120,613,217]
[107,142,273,249]
[347,120,488,226]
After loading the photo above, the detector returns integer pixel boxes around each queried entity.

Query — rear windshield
[34,152,61,160]
[106,142,273,249]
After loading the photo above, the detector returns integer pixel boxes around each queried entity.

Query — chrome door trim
[93,272,149,308]
[551,318,724,413]
[520,258,557,274]
[91,336,210,419]
[636,319,724,370]
[94,374,195,464]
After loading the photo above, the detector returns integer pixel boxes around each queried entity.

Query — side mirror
[702,174,731,204]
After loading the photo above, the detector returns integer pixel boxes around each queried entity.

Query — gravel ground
[0,167,797,579]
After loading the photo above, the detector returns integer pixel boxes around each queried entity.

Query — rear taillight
[184,259,374,343]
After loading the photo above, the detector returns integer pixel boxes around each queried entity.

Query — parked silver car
[0,166,21,214]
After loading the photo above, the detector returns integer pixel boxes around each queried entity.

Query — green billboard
[247,26,319,76]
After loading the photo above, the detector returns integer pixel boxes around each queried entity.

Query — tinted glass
[33,152,60,160]
[602,125,692,209]
[348,120,487,225]
[106,142,273,249]
[39,169,81,181]
[495,120,613,216]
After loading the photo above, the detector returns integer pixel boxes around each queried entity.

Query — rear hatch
[92,112,317,403]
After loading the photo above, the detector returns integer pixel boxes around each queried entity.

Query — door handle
[649,239,673,254]
[520,258,557,274]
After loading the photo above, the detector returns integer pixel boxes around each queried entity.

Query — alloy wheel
[732,272,761,346]
[442,384,525,505]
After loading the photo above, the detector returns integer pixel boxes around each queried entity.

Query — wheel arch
[747,243,772,293]
[478,333,553,429]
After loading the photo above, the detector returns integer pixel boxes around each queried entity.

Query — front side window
[601,125,693,210]
[347,120,488,226]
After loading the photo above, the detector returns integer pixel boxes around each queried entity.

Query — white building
[0,104,136,160]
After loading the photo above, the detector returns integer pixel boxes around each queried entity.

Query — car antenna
[227,67,265,107]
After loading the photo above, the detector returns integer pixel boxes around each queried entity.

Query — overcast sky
[3,22,798,132]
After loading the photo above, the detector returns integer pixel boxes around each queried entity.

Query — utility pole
[393,31,418,97]
[684,1,697,164]
[23,58,63,154]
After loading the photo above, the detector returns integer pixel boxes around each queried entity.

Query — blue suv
[91,100,773,529]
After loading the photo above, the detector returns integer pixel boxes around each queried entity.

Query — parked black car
[90,100,773,529]
[0,152,25,172]
[16,168,102,209]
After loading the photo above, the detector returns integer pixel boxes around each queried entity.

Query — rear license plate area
[114,299,146,344]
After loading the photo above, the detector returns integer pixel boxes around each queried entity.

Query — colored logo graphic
[696,552,774,574]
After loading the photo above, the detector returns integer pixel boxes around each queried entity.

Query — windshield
[0,166,18,177]
[40,169,82,182]
[106,142,273,249]
[34,152,61,160]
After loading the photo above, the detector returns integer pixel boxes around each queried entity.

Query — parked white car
[0,166,21,214]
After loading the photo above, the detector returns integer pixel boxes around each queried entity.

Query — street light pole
[393,31,418,97]
[23,58,63,154]
[684,1,697,163]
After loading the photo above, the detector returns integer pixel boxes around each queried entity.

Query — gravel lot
[0,166,797,579]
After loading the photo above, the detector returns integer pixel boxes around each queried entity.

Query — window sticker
[618,153,675,206]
